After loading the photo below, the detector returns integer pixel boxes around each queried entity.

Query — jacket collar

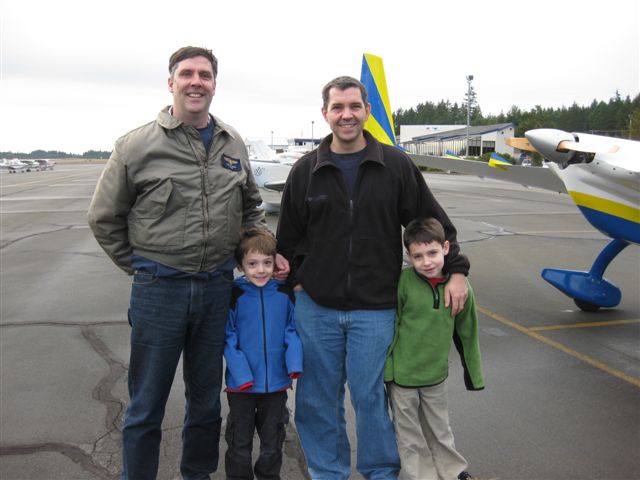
[412,268,450,287]
[235,276,280,293]
[313,130,386,173]
[156,106,238,140]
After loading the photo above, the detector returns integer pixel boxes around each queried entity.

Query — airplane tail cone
[541,268,621,309]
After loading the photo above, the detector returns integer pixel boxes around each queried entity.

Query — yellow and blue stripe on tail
[360,53,399,148]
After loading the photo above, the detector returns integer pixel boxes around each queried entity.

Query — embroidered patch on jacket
[222,154,241,172]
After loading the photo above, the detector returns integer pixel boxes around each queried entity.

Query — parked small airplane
[0,159,28,173]
[247,139,302,212]
[361,52,639,311]
[35,159,55,170]
[21,159,43,172]
[0,158,55,173]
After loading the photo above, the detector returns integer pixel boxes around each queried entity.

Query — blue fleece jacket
[224,277,303,393]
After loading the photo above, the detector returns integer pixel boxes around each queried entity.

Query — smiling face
[168,55,216,128]
[407,240,450,279]
[322,86,371,153]
[239,249,275,288]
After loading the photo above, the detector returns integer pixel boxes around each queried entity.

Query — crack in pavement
[1,324,310,479]
[0,325,127,479]
[0,443,117,480]
[80,326,128,433]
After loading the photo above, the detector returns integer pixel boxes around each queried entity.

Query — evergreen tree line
[0,149,111,160]
[4,92,639,158]
[394,91,640,140]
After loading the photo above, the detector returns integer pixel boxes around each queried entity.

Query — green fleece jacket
[384,268,484,390]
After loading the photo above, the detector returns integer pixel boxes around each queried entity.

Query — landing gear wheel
[574,299,600,312]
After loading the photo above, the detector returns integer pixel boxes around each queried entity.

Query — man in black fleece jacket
[276,76,470,480]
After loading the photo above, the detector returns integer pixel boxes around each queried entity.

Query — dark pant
[225,391,288,480]
[121,272,232,480]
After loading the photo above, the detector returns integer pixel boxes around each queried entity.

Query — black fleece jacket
[276,131,469,310]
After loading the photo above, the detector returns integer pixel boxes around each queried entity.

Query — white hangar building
[399,123,517,157]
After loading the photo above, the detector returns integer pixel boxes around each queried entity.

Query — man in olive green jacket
[88,106,263,275]
[87,46,284,480]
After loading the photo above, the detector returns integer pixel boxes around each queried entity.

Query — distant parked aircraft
[0,159,28,173]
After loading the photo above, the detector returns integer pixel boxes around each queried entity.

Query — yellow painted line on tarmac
[530,319,640,331]
[477,306,640,388]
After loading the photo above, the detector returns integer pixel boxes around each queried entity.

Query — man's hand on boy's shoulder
[273,253,290,281]
[444,273,468,316]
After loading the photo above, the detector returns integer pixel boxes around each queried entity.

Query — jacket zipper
[346,164,362,300]
[260,288,269,392]
[418,272,440,309]
[190,130,210,271]
[430,281,440,309]
[200,158,209,270]
[346,198,354,295]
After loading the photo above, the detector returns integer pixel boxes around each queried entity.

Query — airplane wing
[410,154,567,193]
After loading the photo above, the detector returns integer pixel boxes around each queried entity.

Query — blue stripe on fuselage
[578,206,640,244]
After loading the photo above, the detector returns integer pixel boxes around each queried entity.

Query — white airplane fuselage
[550,161,639,244]
[246,138,308,211]
[525,131,640,246]
[251,159,291,210]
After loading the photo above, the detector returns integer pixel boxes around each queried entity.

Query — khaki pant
[388,382,467,480]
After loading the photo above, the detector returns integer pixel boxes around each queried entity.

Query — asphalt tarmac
[1,164,638,480]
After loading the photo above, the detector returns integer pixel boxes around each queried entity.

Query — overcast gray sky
[1,0,638,154]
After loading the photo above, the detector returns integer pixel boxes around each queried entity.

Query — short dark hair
[403,218,446,250]
[169,46,218,79]
[321,76,368,109]
[235,227,277,264]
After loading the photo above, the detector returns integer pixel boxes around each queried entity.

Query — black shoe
[458,472,475,480]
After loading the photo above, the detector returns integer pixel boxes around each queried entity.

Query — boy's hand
[273,253,290,281]
[444,273,468,316]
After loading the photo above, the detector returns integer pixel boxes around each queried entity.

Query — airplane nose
[525,129,574,165]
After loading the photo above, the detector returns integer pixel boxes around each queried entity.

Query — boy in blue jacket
[224,227,303,479]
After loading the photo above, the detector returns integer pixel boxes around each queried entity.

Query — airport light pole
[270,130,273,148]
[466,75,473,157]
[311,121,314,148]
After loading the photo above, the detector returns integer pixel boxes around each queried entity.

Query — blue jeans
[294,291,400,480]
[121,271,233,480]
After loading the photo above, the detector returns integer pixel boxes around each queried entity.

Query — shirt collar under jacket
[156,106,238,140]
[313,130,387,174]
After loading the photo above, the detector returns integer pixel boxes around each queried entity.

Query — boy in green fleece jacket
[384,217,484,480]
